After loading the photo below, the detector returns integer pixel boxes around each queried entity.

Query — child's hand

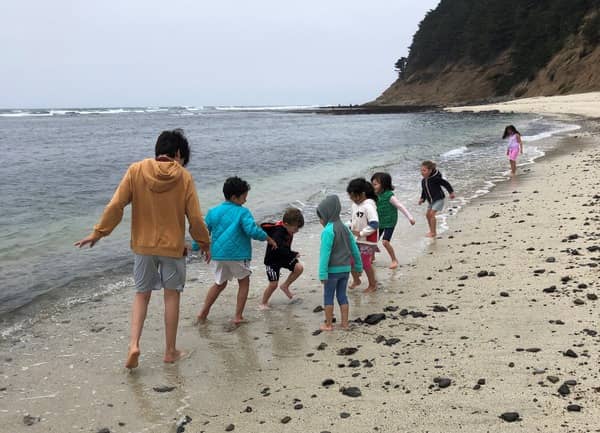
[409,218,416,225]
[267,236,278,249]
[418,199,424,205]
[449,193,456,200]
[74,233,101,248]
[351,230,361,237]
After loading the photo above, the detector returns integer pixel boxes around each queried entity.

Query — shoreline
[1,99,599,432]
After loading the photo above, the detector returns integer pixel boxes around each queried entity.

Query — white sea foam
[522,123,580,141]
[441,146,468,158]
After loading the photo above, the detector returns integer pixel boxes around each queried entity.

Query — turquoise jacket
[205,201,267,261]
[319,222,363,281]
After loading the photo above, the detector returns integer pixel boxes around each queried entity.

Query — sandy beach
[1,95,599,433]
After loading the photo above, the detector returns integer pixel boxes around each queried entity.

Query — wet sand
[1,121,599,432]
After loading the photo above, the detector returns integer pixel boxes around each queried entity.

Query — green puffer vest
[376,190,397,228]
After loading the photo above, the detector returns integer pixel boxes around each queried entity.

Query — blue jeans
[323,272,349,306]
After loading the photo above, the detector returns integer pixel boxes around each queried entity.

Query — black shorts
[378,227,395,242]
[265,258,299,282]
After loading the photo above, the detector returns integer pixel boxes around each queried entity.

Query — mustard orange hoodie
[92,158,210,257]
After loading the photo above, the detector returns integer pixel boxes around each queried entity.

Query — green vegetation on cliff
[402,0,600,95]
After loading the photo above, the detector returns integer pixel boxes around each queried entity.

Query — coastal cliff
[373,0,600,106]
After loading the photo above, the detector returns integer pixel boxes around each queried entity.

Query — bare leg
[426,210,437,238]
[233,276,250,324]
[197,281,227,321]
[280,262,303,299]
[126,291,152,369]
[163,288,184,363]
[381,239,398,269]
[510,160,517,175]
[363,267,377,293]
[349,270,362,288]
[260,281,278,309]
[339,304,350,329]
[321,305,334,331]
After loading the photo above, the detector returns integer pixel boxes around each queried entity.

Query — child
[418,161,455,238]
[346,178,379,293]
[371,172,415,269]
[197,176,276,324]
[317,195,362,331]
[503,125,523,175]
[259,208,305,309]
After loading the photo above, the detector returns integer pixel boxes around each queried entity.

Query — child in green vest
[370,172,415,269]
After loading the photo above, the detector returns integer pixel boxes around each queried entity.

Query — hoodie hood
[429,169,442,180]
[316,195,342,223]
[140,158,183,193]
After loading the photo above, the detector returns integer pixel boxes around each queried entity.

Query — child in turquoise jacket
[197,176,275,324]
[317,194,362,331]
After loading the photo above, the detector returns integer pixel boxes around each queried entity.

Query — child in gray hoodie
[316,195,363,330]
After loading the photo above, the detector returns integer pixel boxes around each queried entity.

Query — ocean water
[0,106,580,338]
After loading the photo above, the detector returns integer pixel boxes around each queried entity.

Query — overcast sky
[1,0,439,108]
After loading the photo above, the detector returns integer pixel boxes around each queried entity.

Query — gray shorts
[133,254,186,292]
[428,199,445,212]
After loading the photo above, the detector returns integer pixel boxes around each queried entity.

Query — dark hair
[155,129,190,166]
[283,208,304,228]
[371,172,394,192]
[421,160,436,171]
[346,177,377,201]
[223,176,250,200]
[502,125,520,139]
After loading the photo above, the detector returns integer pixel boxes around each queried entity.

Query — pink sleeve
[390,196,414,221]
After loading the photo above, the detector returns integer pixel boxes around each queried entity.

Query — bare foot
[232,317,247,325]
[164,349,188,364]
[363,286,377,293]
[349,279,361,289]
[320,323,334,331]
[125,347,140,369]
[425,232,436,238]
[340,323,350,330]
[280,285,295,300]
[258,303,271,311]
[194,315,208,325]
[389,261,399,269]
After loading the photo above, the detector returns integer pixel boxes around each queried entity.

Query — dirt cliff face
[372,37,600,107]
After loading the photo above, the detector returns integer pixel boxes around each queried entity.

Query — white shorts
[212,260,252,284]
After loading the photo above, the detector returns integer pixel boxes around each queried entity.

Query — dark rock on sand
[364,313,386,325]
[526,348,541,353]
[338,347,358,356]
[458,275,468,280]
[294,404,303,410]
[477,271,489,277]
[434,377,452,388]
[313,306,324,313]
[312,330,322,336]
[384,338,401,346]
[97,429,111,433]
[547,376,560,384]
[225,424,235,431]
[23,415,41,426]
[500,291,509,297]
[322,379,335,387]
[153,386,176,393]
[341,387,362,397]
[500,412,521,422]
[433,305,448,312]
[477,378,486,385]
[587,293,598,300]
[563,349,578,358]
[567,404,582,412]
[281,416,292,424]
[340,412,351,418]
[546,257,556,263]
[244,406,252,413]
[558,383,570,396]
[317,343,327,351]
[383,305,399,312]
[543,286,557,293]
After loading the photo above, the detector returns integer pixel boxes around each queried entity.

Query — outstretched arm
[75,168,133,248]
[390,196,415,224]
